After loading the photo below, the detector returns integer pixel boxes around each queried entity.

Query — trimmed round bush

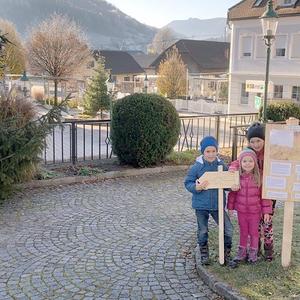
[111,93,180,167]
[266,102,300,121]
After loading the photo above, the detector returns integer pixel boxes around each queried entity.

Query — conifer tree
[84,57,110,117]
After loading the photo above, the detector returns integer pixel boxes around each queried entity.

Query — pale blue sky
[106,0,239,28]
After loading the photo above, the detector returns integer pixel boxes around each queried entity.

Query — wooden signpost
[262,118,300,267]
[197,166,239,265]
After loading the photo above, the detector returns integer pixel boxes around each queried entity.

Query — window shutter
[256,36,266,58]
[291,34,300,59]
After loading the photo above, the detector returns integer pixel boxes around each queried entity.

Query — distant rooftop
[228,0,300,21]
[94,50,144,75]
[150,39,229,74]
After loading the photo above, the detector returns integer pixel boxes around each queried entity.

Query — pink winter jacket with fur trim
[227,173,272,214]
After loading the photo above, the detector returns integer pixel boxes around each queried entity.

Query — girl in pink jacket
[228,149,272,264]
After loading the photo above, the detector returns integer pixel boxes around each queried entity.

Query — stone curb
[18,165,190,189]
[195,245,247,300]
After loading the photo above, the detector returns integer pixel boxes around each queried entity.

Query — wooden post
[218,165,224,265]
[282,201,294,268]
[196,168,239,264]
[281,117,298,267]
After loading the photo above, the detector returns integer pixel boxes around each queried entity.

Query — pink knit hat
[238,148,258,165]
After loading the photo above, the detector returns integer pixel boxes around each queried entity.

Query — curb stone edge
[195,245,247,300]
[18,165,190,189]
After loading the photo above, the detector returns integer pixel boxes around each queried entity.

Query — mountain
[166,18,227,41]
[0,0,156,51]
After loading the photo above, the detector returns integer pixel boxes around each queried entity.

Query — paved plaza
[0,171,220,299]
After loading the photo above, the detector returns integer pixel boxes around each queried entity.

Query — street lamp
[106,73,115,120]
[144,73,149,94]
[260,0,278,122]
[20,70,29,97]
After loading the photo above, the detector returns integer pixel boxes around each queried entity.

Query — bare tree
[157,46,186,99]
[0,19,26,77]
[150,27,178,54]
[27,14,91,105]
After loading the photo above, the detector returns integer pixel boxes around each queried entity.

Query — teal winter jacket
[184,155,228,210]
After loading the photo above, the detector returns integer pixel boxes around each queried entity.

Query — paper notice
[293,183,300,191]
[265,176,286,190]
[270,129,294,147]
[267,191,288,200]
[270,162,292,176]
[296,165,300,174]
[294,193,300,200]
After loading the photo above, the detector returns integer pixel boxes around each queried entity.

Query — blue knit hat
[200,136,218,153]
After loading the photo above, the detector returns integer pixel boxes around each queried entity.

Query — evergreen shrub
[266,102,300,121]
[0,91,61,200]
[111,93,180,167]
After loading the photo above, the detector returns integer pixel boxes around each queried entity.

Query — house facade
[150,39,230,101]
[228,0,300,113]
[92,50,145,94]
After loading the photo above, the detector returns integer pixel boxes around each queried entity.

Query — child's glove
[231,184,240,191]
[196,179,209,191]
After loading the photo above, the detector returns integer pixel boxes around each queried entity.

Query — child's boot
[248,247,258,264]
[233,246,247,264]
[200,244,209,265]
[264,244,274,262]
[224,247,232,265]
[224,247,238,268]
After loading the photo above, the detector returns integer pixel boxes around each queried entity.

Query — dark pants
[195,209,233,248]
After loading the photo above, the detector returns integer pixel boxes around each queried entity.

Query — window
[240,36,252,58]
[124,76,130,81]
[256,36,266,58]
[276,48,286,56]
[291,34,300,59]
[241,83,249,104]
[273,85,283,99]
[275,35,287,57]
[292,86,300,101]
[254,0,263,6]
[282,0,294,6]
[208,81,216,89]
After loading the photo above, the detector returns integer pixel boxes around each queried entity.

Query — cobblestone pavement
[0,171,220,300]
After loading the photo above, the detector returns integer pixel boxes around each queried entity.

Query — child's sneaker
[248,247,258,264]
[200,245,209,265]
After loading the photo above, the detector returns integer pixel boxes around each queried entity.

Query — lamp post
[144,73,149,94]
[20,70,29,97]
[106,73,115,120]
[260,0,278,122]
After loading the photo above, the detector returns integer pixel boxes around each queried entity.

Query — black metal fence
[41,113,258,165]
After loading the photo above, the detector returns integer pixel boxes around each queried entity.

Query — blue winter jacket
[184,155,228,210]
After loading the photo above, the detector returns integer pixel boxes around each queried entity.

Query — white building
[228,0,300,113]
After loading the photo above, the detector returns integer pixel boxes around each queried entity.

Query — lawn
[207,205,300,299]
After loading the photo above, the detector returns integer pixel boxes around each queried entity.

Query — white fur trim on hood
[196,155,221,164]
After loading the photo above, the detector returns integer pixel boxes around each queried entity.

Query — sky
[106,0,239,28]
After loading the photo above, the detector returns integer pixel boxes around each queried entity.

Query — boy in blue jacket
[184,136,233,265]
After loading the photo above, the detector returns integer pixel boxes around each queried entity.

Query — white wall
[228,16,300,113]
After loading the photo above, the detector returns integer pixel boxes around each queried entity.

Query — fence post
[71,121,77,165]
[215,115,220,143]
[231,127,238,161]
